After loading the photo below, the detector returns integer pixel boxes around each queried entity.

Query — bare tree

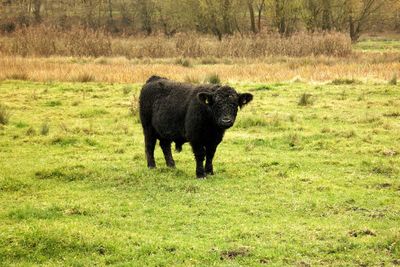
[347,0,386,42]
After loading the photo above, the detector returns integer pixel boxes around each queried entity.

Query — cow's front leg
[205,144,217,175]
[191,142,206,179]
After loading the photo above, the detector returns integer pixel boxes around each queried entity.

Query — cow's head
[197,86,253,129]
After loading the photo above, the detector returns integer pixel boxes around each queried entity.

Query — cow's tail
[145,75,166,84]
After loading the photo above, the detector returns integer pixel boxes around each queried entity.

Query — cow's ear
[238,93,253,108]
[197,92,214,106]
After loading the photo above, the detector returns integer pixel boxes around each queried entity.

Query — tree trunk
[33,0,41,23]
[321,0,331,30]
[248,0,257,33]
[256,0,265,32]
[108,0,113,21]
[275,0,285,35]
[222,0,232,34]
[349,15,359,42]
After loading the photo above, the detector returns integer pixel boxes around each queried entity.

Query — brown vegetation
[0,54,398,83]
[0,26,351,58]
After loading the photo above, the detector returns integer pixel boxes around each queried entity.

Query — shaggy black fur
[139,75,253,178]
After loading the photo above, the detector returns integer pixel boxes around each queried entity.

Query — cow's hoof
[196,173,206,179]
[148,165,156,169]
[197,176,207,180]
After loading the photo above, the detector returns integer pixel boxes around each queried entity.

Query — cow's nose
[222,117,232,124]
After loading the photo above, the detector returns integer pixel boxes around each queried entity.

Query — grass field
[355,35,400,52]
[0,79,399,266]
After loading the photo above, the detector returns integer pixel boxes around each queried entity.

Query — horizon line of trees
[1,0,399,42]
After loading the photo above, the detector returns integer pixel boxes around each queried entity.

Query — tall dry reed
[0,25,352,58]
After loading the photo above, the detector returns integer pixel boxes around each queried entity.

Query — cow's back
[139,79,195,141]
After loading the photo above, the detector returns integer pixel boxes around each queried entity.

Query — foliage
[0,0,398,41]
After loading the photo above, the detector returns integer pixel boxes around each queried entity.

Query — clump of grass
[15,121,28,128]
[40,122,50,135]
[288,132,301,147]
[71,101,80,106]
[200,56,218,65]
[389,74,397,85]
[5,72,29,80]
[71,73,95,83]
[84,138,99,147]
[298,93,314,106]
[321,127,332,133]
[0,103,11,125]
[115,148,125,154]
[184,75,200,84]
[35,165,94,181]
[51,136,78,146]
[339,90,347,100]
[383,112,400,117]
[341,129,357,138]
[122,85,133,95]
[45,100,62,107]
[130,94,139,117]
[26,127,36,136]
[205,73,220,84]
[250,85,272,92]
[331,78,361,85]
[371,164,396,177]
[236,115,268,128]
[175,58,192,67]
[94,57,109,65]
[79,109,108,118]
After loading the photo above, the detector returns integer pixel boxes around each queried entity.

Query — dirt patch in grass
[220,247,251,260]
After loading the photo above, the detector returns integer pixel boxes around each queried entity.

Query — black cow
[139,76,253,178]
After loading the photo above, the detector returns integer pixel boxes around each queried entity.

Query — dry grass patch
[0,54,399,83]
[0,27,351,58]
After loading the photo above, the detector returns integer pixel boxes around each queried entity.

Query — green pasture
[0,79,399,266]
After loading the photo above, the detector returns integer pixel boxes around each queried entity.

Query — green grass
[0,80,399,266]
[354,38,400,51]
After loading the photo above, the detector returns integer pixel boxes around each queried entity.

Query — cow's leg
[160,139,175,168]
[144,128,157,168]
[205,144,217,175]
[191,142,206,178]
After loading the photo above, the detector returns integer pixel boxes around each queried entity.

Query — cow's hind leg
[144,127,157,168]
[160,139,175,168]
